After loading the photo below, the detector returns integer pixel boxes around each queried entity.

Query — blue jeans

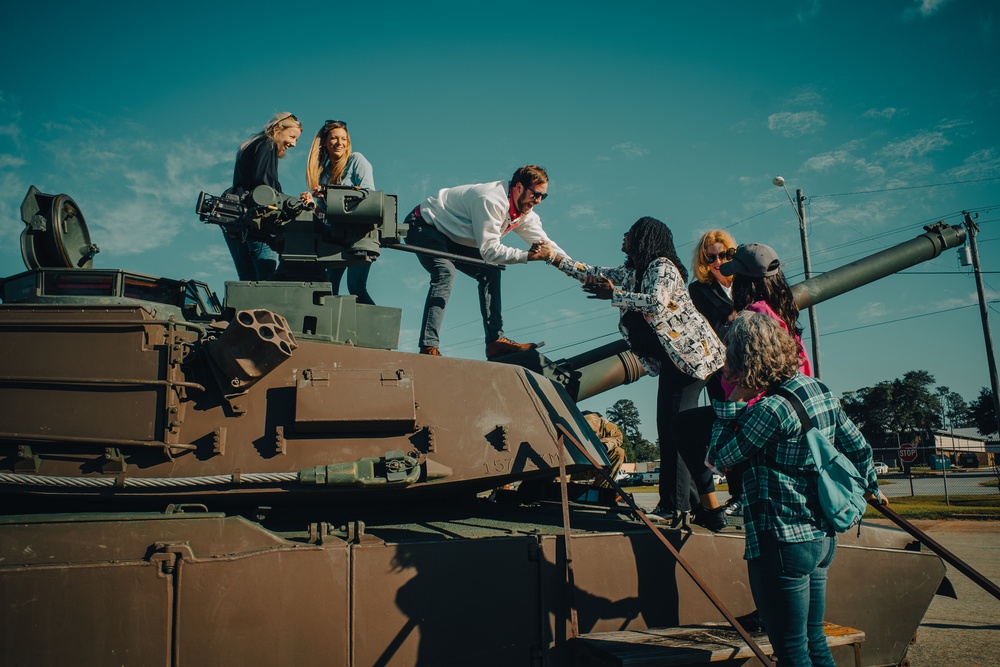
[748,533,837,667]
[224,233,277,281]
[404,212,503,348]
[328,264,375,305]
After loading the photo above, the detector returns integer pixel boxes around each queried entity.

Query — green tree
[605,399,658,462]
[842,370,942,446]
[968,387,998,436]
[936,386,972,430]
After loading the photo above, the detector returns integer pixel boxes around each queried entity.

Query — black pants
[655,362,705,513]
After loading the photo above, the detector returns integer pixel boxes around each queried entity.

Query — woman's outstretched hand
[582,274,614,300]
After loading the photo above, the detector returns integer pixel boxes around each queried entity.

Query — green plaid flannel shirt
[709,374,878,559]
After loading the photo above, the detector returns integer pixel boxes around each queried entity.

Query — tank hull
[0,505,943,667]
[0,302,609,503]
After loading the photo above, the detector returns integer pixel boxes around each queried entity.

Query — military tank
[0,185,964,666]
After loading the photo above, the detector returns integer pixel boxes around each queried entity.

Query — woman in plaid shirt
[708,312,886,667]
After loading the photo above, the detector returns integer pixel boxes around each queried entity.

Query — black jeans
[655,362,704,512]
[667,405,719,511]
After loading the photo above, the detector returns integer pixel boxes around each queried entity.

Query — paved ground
[630,493,999,666]
[896,519,1000,666]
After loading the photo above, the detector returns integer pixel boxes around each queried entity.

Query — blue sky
[2,1,998,440]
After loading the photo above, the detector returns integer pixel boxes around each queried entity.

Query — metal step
[572,621,865,666]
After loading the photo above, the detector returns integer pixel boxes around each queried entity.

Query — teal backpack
[774,387,869,533]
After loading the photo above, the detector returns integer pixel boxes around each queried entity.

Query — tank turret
[0,186,611,508]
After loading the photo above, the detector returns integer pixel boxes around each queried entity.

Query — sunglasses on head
[706,248,737,264]
[325,119,347,129]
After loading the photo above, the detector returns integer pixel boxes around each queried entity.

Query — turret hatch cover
[19,185,99,270]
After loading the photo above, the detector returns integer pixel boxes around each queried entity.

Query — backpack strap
[773,386,812,436]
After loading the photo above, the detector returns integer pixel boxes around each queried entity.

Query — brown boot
[419,345,442,356]
[485,337,537,359]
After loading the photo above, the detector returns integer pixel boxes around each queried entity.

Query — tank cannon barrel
[791,222,965,309]
[504,222,968,401]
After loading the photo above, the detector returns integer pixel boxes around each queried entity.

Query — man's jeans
[404,213,503,348]
[224,233,277,281]
[748,533,837,667]
[328,264,375,305]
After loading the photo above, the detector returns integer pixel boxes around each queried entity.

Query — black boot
[692,505,727,532]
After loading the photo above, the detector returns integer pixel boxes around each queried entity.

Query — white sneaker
[725,500,743,516]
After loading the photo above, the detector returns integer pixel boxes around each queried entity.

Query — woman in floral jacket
[547,216,725,527]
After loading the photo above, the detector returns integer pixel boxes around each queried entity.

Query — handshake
[528,239,555,263]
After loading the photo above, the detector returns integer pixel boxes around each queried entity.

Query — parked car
[958,453,980,468]
[873,462,889,475]
[619,472,644,487]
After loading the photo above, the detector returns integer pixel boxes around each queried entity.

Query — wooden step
[572,621,865,666]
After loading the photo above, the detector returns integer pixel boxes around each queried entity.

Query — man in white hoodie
[404,165,566,359]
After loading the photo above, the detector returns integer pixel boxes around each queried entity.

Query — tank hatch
[19,185,99,270]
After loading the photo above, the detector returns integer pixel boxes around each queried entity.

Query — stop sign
[899,445,918,463]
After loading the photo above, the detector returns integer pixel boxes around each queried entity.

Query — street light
[772,176,822,379]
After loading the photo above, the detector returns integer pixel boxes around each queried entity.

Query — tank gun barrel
[791,222,965,309]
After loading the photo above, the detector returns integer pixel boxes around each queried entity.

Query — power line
[812,176,1000,199]
[819,302,984,337]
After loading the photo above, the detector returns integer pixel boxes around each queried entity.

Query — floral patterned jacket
[554,256,725,380]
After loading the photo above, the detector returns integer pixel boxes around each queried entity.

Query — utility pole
[796,188,821,379]
[963,211,1000,438]
[773,177,821,378]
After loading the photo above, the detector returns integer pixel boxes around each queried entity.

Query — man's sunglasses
[525,185,548,202]
[705,248,737,264]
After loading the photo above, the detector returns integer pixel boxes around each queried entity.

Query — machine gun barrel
[387,242,507,270]
[513,222,969,401]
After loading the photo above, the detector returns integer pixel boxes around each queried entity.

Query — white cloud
[948,148,1000,180]
[767,111,826,138]
[785,88,823,107]
[878,131,950,160]
[863,108,899,120]
[0,155,26,169]
[88,198,185,255]
[802,141,886,180]
[791,0,820,22]
[0,123,19,140]
[913,0,952,18]
[856,301,888,321]
[568,203,595,219]
[611,142,649,158]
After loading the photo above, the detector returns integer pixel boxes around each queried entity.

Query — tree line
[600,371,997,462]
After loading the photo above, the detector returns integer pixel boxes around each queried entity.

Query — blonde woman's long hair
[241,112,301,151]
[691,229,737,284]
[306,120,351,192]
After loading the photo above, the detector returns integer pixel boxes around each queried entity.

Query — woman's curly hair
[723,311,802,391]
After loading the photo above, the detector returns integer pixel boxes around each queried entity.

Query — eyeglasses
[524,185,548,202]
[705,248,736,264]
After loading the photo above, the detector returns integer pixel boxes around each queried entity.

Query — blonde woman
[301,120,376,304]
[225,112,302,281]
[689,229,738,401]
